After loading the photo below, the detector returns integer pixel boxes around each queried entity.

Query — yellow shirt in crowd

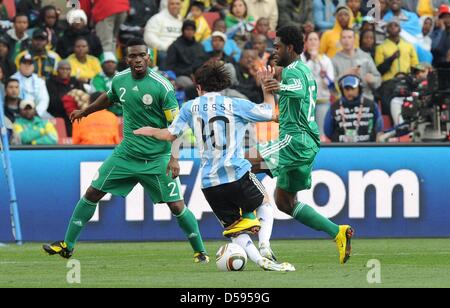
[193,15,212,42]
[320,14,357,58]
[417,0,434,16]
[67,54,102,81]
[375,38,419,81]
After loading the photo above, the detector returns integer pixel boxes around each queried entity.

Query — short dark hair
[5,78,19,88]
[276,26,304,55]
[74,36,89,46]
[13,13,29,23]
[194,60,231,92]
[191,1,205,11]
[126,37,147,48]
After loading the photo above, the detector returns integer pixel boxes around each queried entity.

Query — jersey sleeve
[160,84,180,124]
[234,99,274,123]
[106,78,120,104]
[168,102,192,137]
[279,69,307,99]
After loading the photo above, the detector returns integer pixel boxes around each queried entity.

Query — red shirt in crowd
[91,0,130,23]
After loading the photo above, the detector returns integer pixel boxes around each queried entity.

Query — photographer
[389,64,430,126]
[324,75,384,143]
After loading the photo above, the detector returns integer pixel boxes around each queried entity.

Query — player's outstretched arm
[133,127,177,141]
[70,92,113,123]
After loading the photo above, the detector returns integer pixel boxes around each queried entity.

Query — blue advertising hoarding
[0,146,449,242]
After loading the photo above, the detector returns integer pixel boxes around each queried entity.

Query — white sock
[232,234,264,264]
[256,202,274,249]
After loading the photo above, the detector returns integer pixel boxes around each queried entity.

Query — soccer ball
[216,243,248,272]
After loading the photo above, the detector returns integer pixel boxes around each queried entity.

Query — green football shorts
[257,134,318,193]
[91,152,183,204]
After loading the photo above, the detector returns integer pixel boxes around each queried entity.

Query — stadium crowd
[1,0,450,146]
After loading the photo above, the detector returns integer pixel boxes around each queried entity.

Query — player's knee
[274,194,295,216]
[84,187,106,203]
[167,201,185,216]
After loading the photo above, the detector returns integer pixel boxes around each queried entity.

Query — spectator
[91,52,118,93]
[324,75,383,143]
[333,29,382,100]
[160,70,186,107]
[6,13,31,61]
[402,0,448,17]
[166,20,208,82]
[16,0,42,28]
[431,4,450,65]
[374,0,390,44]
[320,4,354,58]
[209,0,229,19]
[251,17,274,50]
[144,0,182,70]
[250,34,270,69]
[56,9,103,59]
[203,18,242,63]
[418,16,435,51]
[67,37,102,85]
[278,0,314,30]
[92,0,130,53]
[0,0,9,20]
[46,60,83,136]
[189,1,211,42]
[34,5,62,51]
[375,20,419,81]
[3,78,21,123]
[206,31,235,63]
[245,0,278,31]
[347,0,363,31]
[225,0,255,49]
[72,92,121,145]
[360,29,377,59]
[384,0,422,40]
[13,99,58,145]
[313,0,338,32]
[118,0,159,50]
[12,54,50,118]
[15,29,61,80]
[0,36,16,78]
[125,0,159,29]
[91,52,122,116]
[231,49,263,103]
[160,0,211,18]
[301,31,335,137]
[384,1,434,64]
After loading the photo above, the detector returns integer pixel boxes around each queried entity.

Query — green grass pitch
[0,239,449,288]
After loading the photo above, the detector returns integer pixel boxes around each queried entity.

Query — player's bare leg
[274,187,354,264]
[167,200,209,264]
[43,186,106,259]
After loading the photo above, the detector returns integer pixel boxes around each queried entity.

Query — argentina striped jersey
[168,92,273,189]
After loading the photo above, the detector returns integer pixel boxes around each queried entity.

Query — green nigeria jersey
[107,68,180,160]
[279,60,321,150]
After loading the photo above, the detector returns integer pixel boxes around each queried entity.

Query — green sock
[242,212,256,219]
[64,197,98,251]
[292,202,339,238]
[175,207,206,254]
